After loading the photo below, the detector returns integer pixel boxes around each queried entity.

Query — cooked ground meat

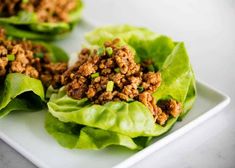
[62,38,182,125]
[0,0,78,23]
[158,99,182,118]
[0,27,67,88]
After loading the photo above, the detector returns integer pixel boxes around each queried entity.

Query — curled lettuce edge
[0,23,70,41]
[0,11,37,25]
[0,0,83,36]
[0,42,69,118]
[45,112,143,150]
[0,73,44,118]
[46,26,196,150]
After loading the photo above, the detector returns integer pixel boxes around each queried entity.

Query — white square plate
[0,21,230,168]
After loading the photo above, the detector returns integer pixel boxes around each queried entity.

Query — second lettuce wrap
[0,0,83,40]
[0,28,69,118]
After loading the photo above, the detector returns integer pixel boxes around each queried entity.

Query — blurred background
[1,0,235,168]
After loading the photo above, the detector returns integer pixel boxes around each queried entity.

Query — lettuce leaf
[0,23,70,41]
[85,25,158,45]
[0,73,44,118]
[0,11,37,24]
[45,113,143,150]
[46,25,196,150]
[48,89,156,138]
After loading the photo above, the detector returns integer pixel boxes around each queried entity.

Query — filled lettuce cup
[0,27,68,118]
[45,25,196,150]
[0,0,83,40]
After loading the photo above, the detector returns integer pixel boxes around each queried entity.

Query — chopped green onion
[114,68,120,73]
[97,47,105,56]
[127,98,134,102]
[106,47,113,56]
[7,36,13,40]
[7,54,15,61]
[138,86,144,92]
[147,65,155,71]
[22,0,29,3]
[106,81,114,92]
[34,52,44,58]
[91,72,99,78]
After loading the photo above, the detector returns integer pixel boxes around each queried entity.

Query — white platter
[0,22,230,168]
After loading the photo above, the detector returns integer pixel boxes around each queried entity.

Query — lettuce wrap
[0,0,83,40]
[0,34,69,118]
[46,25,196,150]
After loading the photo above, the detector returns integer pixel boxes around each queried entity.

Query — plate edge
[113,80,230,168]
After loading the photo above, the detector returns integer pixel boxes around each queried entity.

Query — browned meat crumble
[0,0,78,23]
[61,38,182,125]
[0,27,67,88]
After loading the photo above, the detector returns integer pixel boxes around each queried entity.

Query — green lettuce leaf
[29,22,71,34]
[46,25,196,150]
[85,25,158,45]
[0,11,37,24]
[0,73,44,118]
[48,89,156,138]
[0,23,69,41]
[45,112,143,150]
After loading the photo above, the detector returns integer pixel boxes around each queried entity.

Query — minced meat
[0,0,78,23]
[62,38,182,125]
[0,27,67,88]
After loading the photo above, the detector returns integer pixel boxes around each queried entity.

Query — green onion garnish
[7,54,15,61]
[106,81,114,92]
[114,68,120,73]
[97,47,105,56]
[7,36,13,40]
[147,65,155,71]
[34,52,44,58]
[106,47,113,56]
[22,0,29,3]
[127,98,134,102]
[91,72,99,78]
[138,86,144,92]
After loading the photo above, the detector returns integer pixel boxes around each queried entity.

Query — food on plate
[0,0,83,40]
[0,27,68,118]
[45,25,196,150]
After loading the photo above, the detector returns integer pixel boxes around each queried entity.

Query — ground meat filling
[0,0,78,23]
[62,38,182,125]
[0,27,67,88]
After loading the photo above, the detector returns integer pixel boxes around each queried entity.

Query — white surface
[0,0,235,168]
[0,80,229,168]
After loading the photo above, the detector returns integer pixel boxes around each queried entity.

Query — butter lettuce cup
[0,27,69,118]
